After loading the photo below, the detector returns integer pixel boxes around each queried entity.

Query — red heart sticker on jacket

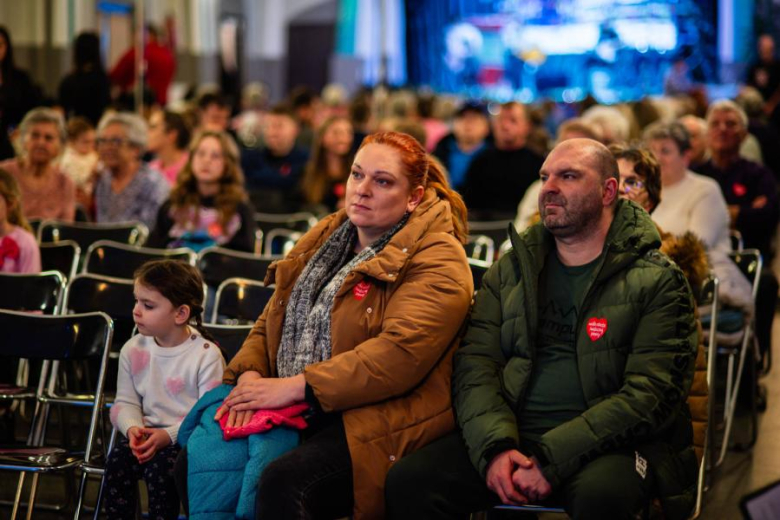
[733,183,747,197]
[353,280,371,300]
[587,318,608,341]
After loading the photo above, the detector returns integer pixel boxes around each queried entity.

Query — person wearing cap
[433,101,491,192]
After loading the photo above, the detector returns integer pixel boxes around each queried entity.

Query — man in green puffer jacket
[386,139,699,520]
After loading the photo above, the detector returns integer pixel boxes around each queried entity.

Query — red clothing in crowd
[109,41,176,105]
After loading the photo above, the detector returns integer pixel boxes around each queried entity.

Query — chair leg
[25,473,39,520]
[11,473,25,520]
[735,340,759,452]
[724,352,734,422]
[92,427,118,520]
[74,469,90,520]
[718,329,753,465]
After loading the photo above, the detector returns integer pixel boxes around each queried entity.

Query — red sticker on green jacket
[353,280,371,300]
[587,318,607,341]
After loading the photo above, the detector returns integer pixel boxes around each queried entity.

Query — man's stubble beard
[540,190,604,239]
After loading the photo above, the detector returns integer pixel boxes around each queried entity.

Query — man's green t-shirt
[517,252,600,442]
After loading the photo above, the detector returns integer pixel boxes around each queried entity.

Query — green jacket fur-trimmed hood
[453,199,699,520]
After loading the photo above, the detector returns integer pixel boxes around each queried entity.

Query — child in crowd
[59,117,99,214]
[146,131,256,252]
[106,260,226,520]
[0,168,40,273]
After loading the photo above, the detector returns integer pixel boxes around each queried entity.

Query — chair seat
[700,308,744,334]
[0,385,34,398]
[0,446,83,470]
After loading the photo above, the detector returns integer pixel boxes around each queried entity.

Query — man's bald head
[550,138,619,183]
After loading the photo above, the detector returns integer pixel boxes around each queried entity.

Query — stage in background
[406,0,717,103]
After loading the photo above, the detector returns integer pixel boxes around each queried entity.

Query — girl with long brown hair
[300,116,355,212]
[0,168,40,273]
[146,131,256,252]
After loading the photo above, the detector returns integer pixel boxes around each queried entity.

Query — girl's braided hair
[134,260,224,357]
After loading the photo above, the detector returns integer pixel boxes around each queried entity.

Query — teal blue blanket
[178,385,300,520]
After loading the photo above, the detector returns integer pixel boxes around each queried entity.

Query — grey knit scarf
[276,214,409,377]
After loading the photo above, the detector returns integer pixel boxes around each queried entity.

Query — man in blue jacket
[386,138,699,520]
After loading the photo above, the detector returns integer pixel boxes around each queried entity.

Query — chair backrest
[0,309,113,361]
[203,324,253,363]
[64,274,136,347]
[40,240,81,282]
[38,220,149,252]
[28,218,44,237]
[264,228,302,257]
[197,246,274,288]
[467,220,512,256]
[729,230,744,251]
[254,212,317,255]
[254,211,318,235]
[728,249,762,300]
[0,271,66,314]
[468,258,491,291]
[83,240,196,279]
[465,235,495,263]
[212,277,275,324]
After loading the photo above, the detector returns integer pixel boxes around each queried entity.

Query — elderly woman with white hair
[0,107,76,221]
[94,112,170,228]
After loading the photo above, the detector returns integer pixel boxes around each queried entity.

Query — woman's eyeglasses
[620,177,645,193]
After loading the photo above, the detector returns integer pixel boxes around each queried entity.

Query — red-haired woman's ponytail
[426,156,469,244]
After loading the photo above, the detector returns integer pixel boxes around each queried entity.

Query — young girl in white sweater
[106,260,225,520]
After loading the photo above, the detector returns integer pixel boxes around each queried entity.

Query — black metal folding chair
[465,235,495,264]
[203,323,254,363]
[64,274,136,352]
[729,230,744,252]
[38,220,149,254]
[0,271,66,315]
[264,228,303,257]
[692,273,719,519]
[254,212,317,256]
[197,246,274,289]
[0,309,113,520]
[83,240,196,279]
[0,271,68,398]
[467,220,512,258]
[27,218,43,238]
[714,249,762,465]
[40,241,81,282]
[212,277,275,324]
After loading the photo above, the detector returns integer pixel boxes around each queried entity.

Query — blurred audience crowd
[1,26,780,360]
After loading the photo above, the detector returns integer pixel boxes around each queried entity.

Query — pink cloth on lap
[219,402,309,440]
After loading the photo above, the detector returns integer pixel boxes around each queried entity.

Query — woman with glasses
[611,140,753,313]
[93,112,170,228]
[0,107,76,221]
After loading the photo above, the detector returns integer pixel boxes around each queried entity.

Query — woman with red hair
[176,131,473,519]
